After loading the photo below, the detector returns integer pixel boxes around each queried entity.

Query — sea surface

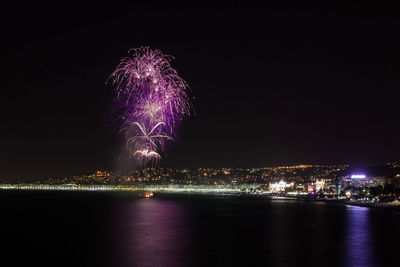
[1,191,399,267]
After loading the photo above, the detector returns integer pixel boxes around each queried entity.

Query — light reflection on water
[120,199,193,267]
[2,191,400,267]
[107,197,399,267]
[112,199,389,267]
[346,205,375,267]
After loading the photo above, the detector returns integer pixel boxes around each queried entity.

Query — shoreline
[2,186,400,212]
[337,200,400,211]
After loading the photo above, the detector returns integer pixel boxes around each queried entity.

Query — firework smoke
[109,47,192,166]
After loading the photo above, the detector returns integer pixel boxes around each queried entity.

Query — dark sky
[1,2,399,181]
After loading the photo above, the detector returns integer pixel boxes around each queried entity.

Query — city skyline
[3,162,400,204]
[3,161,399,183]
[1,2,400,180]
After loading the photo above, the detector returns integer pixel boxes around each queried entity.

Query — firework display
[109,47,191,165]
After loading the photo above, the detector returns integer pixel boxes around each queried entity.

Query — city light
[351,174,366,179]
[1,163,398,204]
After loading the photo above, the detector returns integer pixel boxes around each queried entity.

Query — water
[1,191,399,267]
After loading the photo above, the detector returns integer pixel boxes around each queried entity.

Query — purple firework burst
[109,47,192,165]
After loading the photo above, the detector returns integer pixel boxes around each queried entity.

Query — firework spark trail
[133,148,161,167]
[126,122,173,150]
[109,47,192,165]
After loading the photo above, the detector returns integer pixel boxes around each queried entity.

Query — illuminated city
[2,162,400,208]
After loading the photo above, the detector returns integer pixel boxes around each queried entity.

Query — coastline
[337,200,400,211]
[2,185,400,212]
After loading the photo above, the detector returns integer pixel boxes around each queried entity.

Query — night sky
[1,2,399,181]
